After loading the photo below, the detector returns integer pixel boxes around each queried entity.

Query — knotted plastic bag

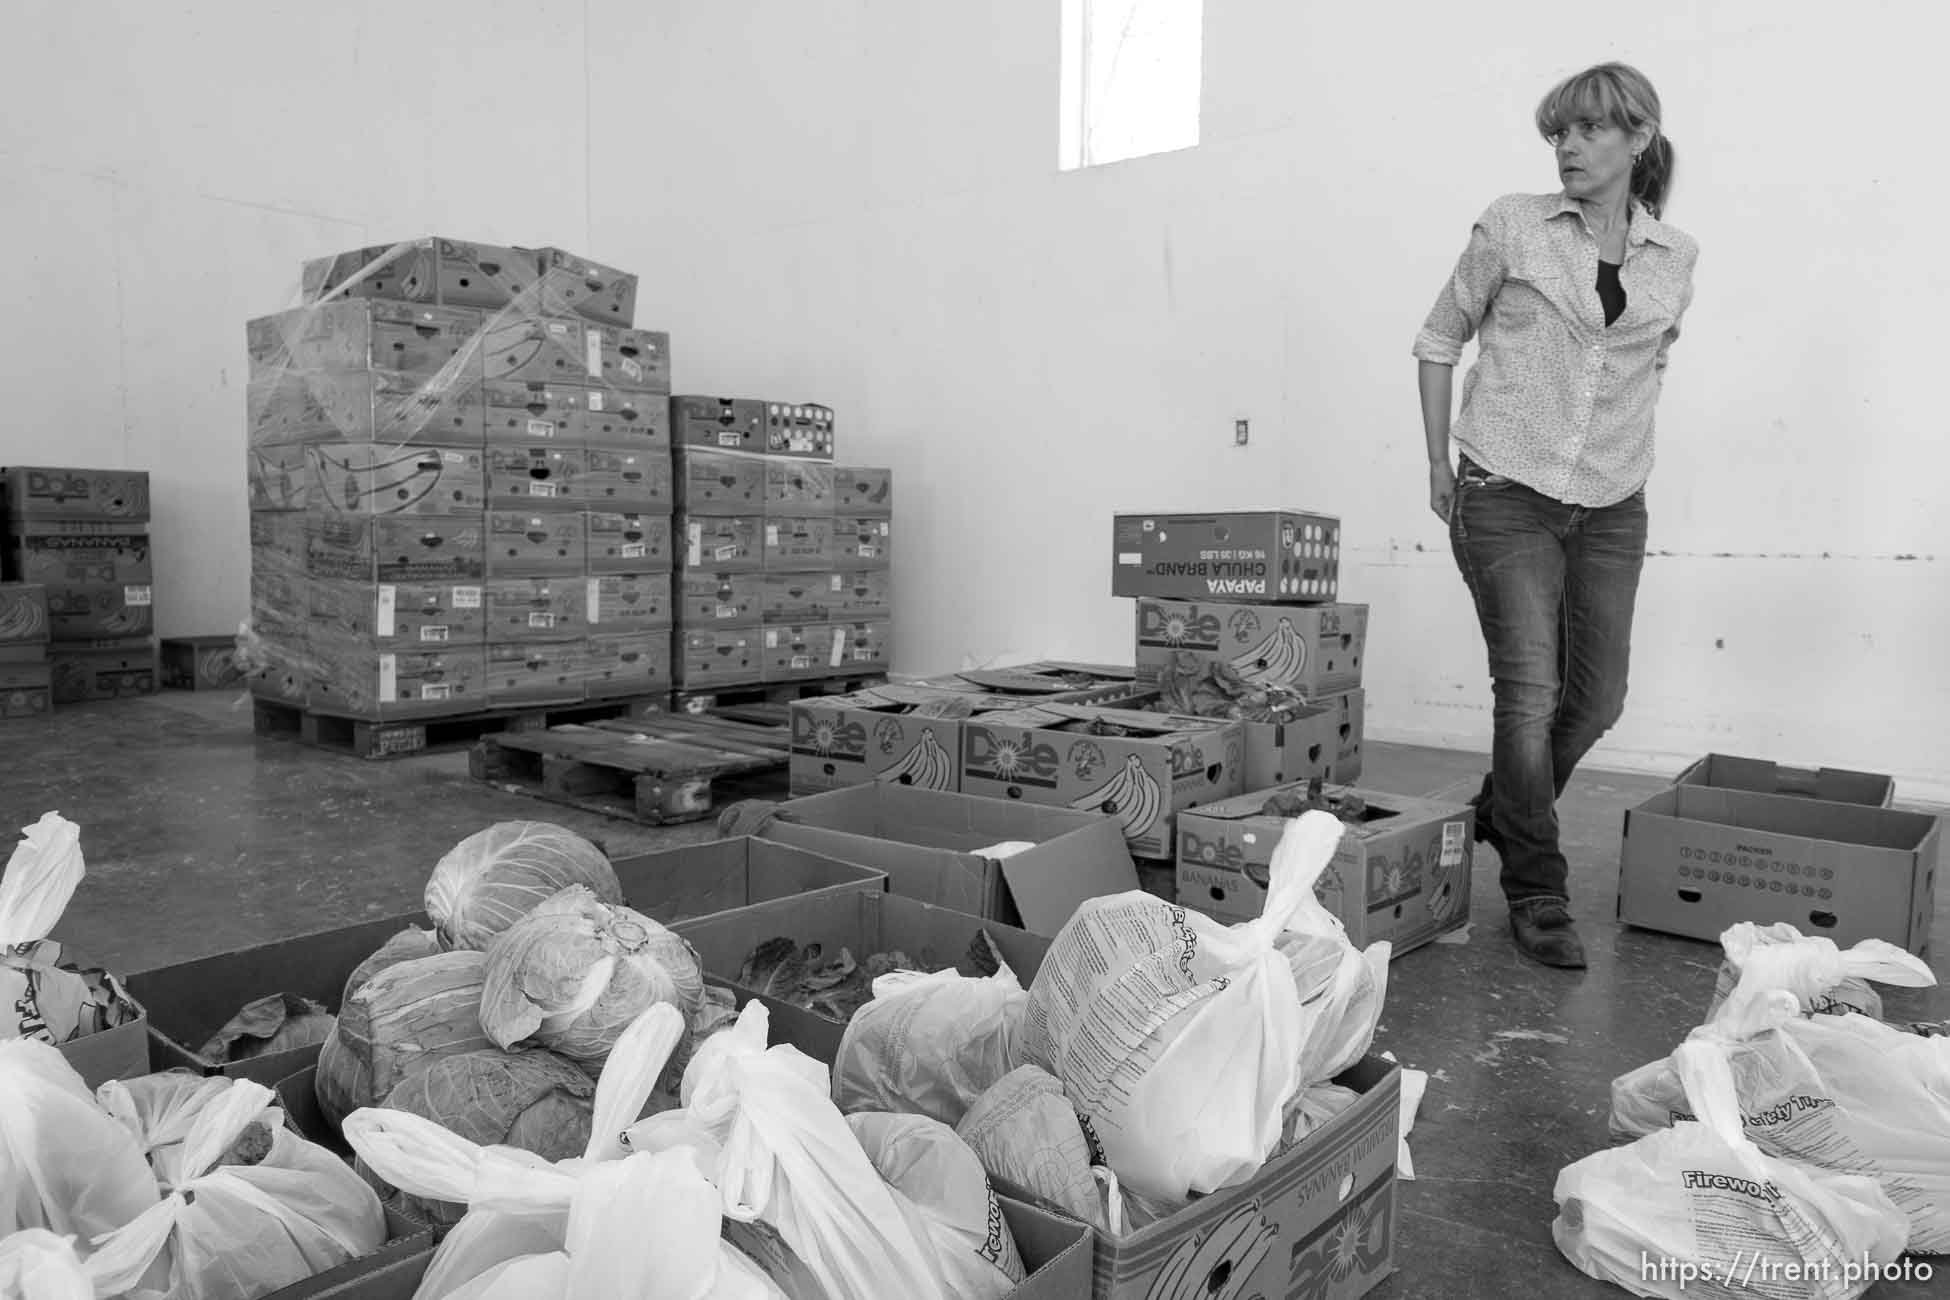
[830,960,1025,1127]
[0,1040,159,1242]
[0,1208,177,1300]
[1022,810,1387,1202]
[846,1112,1023,1299]
[1,814,139,1048]
[1557,1035,1906,1299]
[1705,922,1934,1021]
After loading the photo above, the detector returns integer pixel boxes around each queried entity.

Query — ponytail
[1632,133,1675,219]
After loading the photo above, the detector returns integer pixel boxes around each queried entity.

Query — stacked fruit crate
[0,582,54,719]
[1,467,157,704]
[243,237,672,727]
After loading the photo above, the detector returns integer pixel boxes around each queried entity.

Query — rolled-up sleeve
[1413,202,1506,365]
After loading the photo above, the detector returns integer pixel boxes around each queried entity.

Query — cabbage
[315,949,494,1131]
[359,1047,596,1226]
[425,823,622,951]
[479,886,705,1069]
[197,993,336,1063]
[343,927,442,1003]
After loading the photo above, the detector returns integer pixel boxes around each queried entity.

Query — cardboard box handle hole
[1678,888,1703,903]
[1337,1173,1354,1200]
[1006,786,1023,799]
[1807,911,1838,929]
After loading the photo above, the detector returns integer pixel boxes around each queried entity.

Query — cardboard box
[789,688,990,795]
[937,664,1139,699]
[682,514,763,572]
[1,466,151,522]
[1673,753,1896,808]
[43,585,153,641]
[483,510,584,576]
[760,622,838,683]
[244,618,309,707]
[1120,686,1366,789]
[307,580,487,649]
[832,465,893,514]
[763,403,836,459]
[1618,784,1942,956]
[584,573,672,631]
[8,527,153,588]
[301,236,533,309]
[484,577,590,640]
[1112,509,1342,602]
[479,314,588,387]
[959,705,1245,860]
[308,647,488,718]
[676,627,762,689]
[0,661,54,719]
[1135,598,1367,698]
[250,511,308,570]
[486,637,588,704]
[672,395,766,451]
[256,1206,433,1300]
[581,443,673,511]
[530,245,639,327]
[247,443,313,511]
[246,301,482,384]
[586,511,675,574]
[49,638,157,702]
[763,515,837,571]
[247,371,484,448]
[680,570,765,627]
[1176,784,1475,952]
[760,570,845,624]
[0,582,51,644]
[834,568,893,619]
[483,443,584,509]
[160,635,246,691]
[308,445,488,517]
[132,837,881,1083]
[677,449,767,515]
[677,890,1051,1062]
[765,459,837,513]
[585,630,672,699]
[757,783,1141,934]
[585,325,671,394]
[579,384,671,447]
[832,618,892,673]
[311,515,486,584]
[833,516,892,569]
[482,379,582,445]
[57,1016,151,1091]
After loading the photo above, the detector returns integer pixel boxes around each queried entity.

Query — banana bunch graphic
[317,447,447,515]
[0,592,48,642]
[1069,753,1164,842]
[881,728,956,791]
[94,606,150,636]
[1230,617,1308,687]
[1145,1200,1277,1300]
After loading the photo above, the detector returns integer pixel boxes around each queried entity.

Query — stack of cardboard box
[243,238,673,720]
[0,582,53,718]
[670,397,893,701]
[1,467,156,704]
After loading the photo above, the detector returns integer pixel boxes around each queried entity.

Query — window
[1060,0,1203,171]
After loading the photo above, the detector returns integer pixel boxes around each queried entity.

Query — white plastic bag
[1,815,138,1047]
[0,1206,178,1300]
[1559,1037,1906,1299]
[831,962,1025,1127]
[954,1065,1108,1230]
[1706,922,1934,1021]
[846,1113,1023,1299]
[0,1040,159,1242]
[624,1001,948,1300]
[1022,811,1387,1201]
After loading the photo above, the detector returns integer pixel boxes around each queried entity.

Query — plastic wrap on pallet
[833,515,893,570]
[832,466,894,515]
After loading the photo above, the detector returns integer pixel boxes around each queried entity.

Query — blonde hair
[1535,62,1675,217]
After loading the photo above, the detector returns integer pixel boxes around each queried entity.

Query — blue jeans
[1449,455,1647,905]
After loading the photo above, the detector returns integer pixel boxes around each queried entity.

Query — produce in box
[314,949,495,1130]
[1,813,142,1053]
[425,821,622,951]
[196,993,335,1065]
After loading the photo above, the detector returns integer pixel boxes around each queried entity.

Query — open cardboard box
[128,838,886,1084]
[674,888,1050,1063]
[756,782,1140,935]
[1674,752,1896,808]
[1619,783,1941,955]
[1175,784,1474,956]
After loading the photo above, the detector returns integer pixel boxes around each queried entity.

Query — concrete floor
[5,690,1947,1298]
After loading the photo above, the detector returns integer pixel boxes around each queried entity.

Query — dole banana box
[833,619,892,673]
[0,584,51,646]
[1,467,151,523]
[306,445,487,517]
[763,403,835,459]
[1176,784,1475,953]
[49,639,156,703]
[759,623,839,683]
[246,301,481,383]
[833,569,892,619]
[790,685,1083,796]
[586,631,672,699]
[959,704,1244,860]
[310,515,486,584]
[247,370,484,448]
[300,237,534,310]
[486,638,589,704]
[580,385,671,447]
[834,516,893,569]
[677,449,767,515]
[832,466,893,515]
[1112,510,1342,602]
[584,326,671,394]
[246,444,312,512]
[765,459,836,513]
[45,585,154,641]
[681,571,765,627]
[159,636,247,692]
[586,574,673,631]
[484,578,590,641]
[676,627,762,689]
[763,515,837,571]
[307,580,486,650]
[483,380,583,445]
[0,661,52,719]
[586,511,674,574]
[484,443,584,509]
[479,314,587,387]
[307,647,488,719]
[682,515,762,573]
[673,396,767,451]
[483,510,584,576]
[8,529,153,588]
[760,571,844,624]
[529,246,638,327]
[582,445,673,511]
[1135,597,1367,698]
[1119,686,1366,789]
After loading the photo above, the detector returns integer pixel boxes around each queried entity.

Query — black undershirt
[1597,259,1625,327]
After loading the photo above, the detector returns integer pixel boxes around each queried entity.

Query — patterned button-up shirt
[1413,191,1699,507]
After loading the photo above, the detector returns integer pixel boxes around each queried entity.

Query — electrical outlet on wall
[1235,418,1249,446]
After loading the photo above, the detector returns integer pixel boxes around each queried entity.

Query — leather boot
[1511,898,1587,969]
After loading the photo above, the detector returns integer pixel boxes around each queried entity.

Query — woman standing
[1412,63,1699,969]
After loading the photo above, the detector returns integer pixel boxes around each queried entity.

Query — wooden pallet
[470,712,792,825]
[672,673,889,716]
[251,693,669,761]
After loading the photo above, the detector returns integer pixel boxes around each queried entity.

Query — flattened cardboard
[1674,753,1896,808]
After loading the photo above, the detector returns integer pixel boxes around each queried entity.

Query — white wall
[6,2,1947,799]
